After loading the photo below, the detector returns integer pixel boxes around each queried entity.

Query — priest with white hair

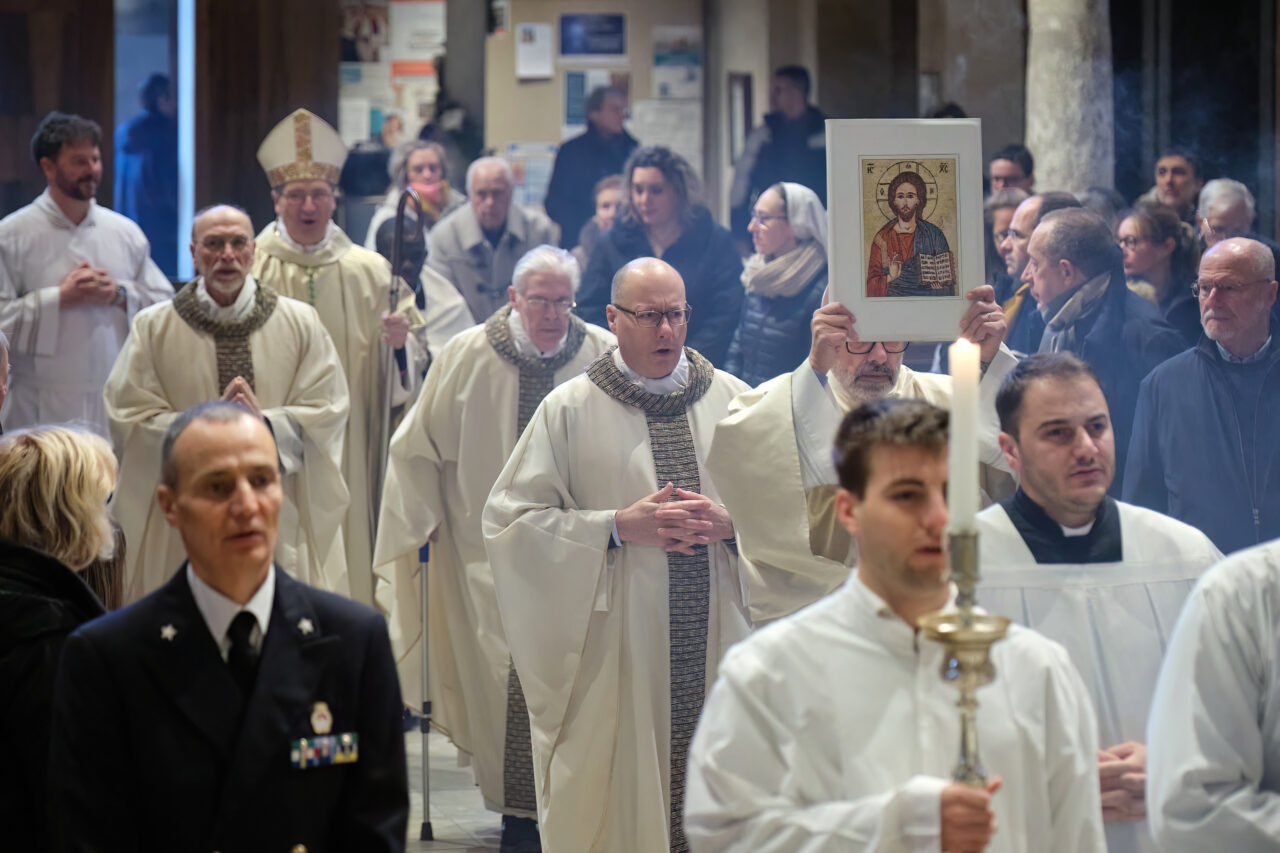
[373,244,613,850]
[483,257,750,852]
[251,108,428,605]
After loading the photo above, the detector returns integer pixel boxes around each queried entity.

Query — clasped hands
[58,261,119,308]
[1099,741,1146,823]
[615,482,734,555]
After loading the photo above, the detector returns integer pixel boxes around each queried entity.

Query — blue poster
[560,14,626,57]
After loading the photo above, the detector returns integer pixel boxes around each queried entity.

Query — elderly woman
[576,145,744,366]
[0,426,116,853]
[1118,202,1201,346]
[363,139,467,249]
[724,183,828,386]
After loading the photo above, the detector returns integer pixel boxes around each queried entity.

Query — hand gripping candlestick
[917,338,1010,786]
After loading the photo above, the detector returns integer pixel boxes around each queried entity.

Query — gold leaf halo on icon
[875,160,940,222]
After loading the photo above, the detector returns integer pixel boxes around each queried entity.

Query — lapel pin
[160,624,177,642]
[297,617,315,636]
[311,701,333,735]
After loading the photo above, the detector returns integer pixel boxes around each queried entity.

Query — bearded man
[707,290,1016,621]
[866,170,957,297]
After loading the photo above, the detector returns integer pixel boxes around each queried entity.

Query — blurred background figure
[114,73,178,278]
[725,182,828,386]
[1078,185,1130,235]
[988,142,1036,194]
[986,187,1029,302]
[1137,149,1203,227]
[570,174,622,270]
[1118,203,1202,346]
[545,86,638,250]
[364,140,466,251]
[0,426,117,853]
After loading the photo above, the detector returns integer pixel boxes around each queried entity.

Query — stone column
[1025,0,1115,193]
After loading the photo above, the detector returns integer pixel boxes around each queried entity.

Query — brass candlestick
[917,530,1009,786]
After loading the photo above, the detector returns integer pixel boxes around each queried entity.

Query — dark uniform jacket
[543,124,637,250]
[48,566,408,853]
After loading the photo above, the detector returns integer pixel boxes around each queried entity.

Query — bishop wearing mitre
[252,108,428,604]
[104,205,350,602]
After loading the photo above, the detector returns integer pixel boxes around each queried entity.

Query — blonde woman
[0,426,116,853]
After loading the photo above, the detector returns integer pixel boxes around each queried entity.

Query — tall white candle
[948,337,979,532]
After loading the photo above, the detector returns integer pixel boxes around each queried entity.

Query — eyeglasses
[522,295,576,315]
[281,189,336,205]
[1117,236,1147,250]
[996,228,1027,241]
[749,212,787,226]
[845,340,907,355]
[612,304,692,327]
[1191,278,1269,298]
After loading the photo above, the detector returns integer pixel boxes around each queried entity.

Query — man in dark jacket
[999,192,1082,356]
[544,86,638,249]
[728,66,827,243]
[48,402,408,853]
[114,73,178,276]
[1124,237,1279,554]
[1022,208,1186,493]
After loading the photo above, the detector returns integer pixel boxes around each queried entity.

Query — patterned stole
[586,346,715,853]
[484,304,588,813]
[171,280,279,392]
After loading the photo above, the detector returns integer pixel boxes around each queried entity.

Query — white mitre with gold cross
[257,108,348,188]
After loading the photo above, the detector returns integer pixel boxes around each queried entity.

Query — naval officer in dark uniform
[48,401,408,852]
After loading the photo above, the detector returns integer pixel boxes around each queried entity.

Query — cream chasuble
[253,221,428,604]
[104,282,350,602]
[976,498,1221,853]
[483,348,751,853]
[373,306,614,816]
[707,347,1017,624]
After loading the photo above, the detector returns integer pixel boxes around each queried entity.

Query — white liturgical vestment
[0,190,173,434]
[684,573,1106,852]
[483,348,751,853]
[708,347,1016,624]
[1147,540,1280,852]
[104,280,351,602]
[976,496,1221,853]
[372,309,614,815]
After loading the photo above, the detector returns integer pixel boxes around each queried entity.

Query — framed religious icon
[827,118,984,341]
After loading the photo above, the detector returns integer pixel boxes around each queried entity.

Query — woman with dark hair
[0,426,116,852]
[1118,202,1202,346]
[576,145,744,366]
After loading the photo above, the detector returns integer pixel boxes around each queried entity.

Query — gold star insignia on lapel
[297,618,315,636]
[160,624,177,641]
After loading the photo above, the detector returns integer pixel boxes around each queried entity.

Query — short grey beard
[831,362,896,406]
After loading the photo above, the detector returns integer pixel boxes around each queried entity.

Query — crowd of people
[2,61,1279,853]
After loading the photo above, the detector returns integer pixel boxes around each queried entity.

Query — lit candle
[948,337,979,532]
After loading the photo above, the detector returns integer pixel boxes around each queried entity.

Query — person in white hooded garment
[684,397,1105,852]
[974,352,1221,853]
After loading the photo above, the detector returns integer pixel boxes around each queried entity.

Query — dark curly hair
[617,145,703,230]
[30,111,102,167]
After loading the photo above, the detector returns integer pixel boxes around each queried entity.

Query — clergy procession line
[1,103,1278,853]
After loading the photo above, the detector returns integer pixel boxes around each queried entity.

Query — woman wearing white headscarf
[725,182,829,386]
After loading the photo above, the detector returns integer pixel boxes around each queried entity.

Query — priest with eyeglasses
[483,257,751,852]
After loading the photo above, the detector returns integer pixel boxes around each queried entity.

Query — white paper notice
[629,100,702,174]
[516,22,554,80]
[338,96,372,147]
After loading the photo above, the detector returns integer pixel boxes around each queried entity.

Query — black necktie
[226,610,260,697]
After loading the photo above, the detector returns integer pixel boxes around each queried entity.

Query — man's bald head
[1197,237,1278,357]
[192,204,252,242]
[605,258,689,379]
[610,257,684,304]
[190,204,256,304]
[1203,236,1276,282]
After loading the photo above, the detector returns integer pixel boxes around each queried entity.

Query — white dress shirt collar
[186,564,275,661]
[195,274,258,322]
[275,218,336,254]
[613,346,689,394]
[509,308,567,359]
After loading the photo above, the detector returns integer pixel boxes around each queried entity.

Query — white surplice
[482,358,752,853]
[104,281,351,602]
[253,220,428,605]
[684,572,1105,852]
[0,190,174,434]
[372,317,614,814]
[708,347,1017,624]
[1147,540,1280,852]
[976,498,1222,853]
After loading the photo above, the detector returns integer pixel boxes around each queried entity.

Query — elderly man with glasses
[1125,237,1280,554]
[707,287,1018,622]
[372,244,613,852]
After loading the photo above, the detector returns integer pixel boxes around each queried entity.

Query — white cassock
[372,306,614,816]
[683,573,1106,852]
[1147,540,1280,852]
[104,277,351,601]
[708,347,1017,623]
[253,220,429,604]
[976,494,1222,853]
[0,190,173,434]
[483,347,752,853]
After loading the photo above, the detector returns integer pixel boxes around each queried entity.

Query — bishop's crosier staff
[919,336,1010,786]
